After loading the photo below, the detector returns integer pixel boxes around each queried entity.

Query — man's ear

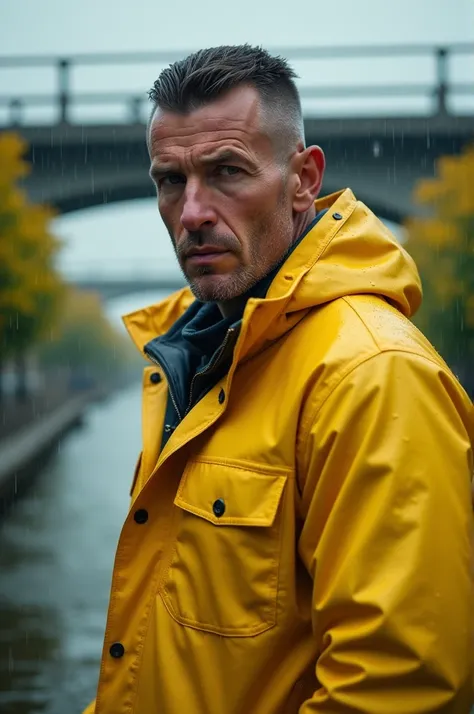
[292,145,326,214]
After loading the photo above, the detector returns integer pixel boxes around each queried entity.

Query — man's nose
[180,182,217,233]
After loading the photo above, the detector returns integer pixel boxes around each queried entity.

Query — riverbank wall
[0,392,95,515]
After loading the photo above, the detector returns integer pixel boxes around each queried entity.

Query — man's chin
[188,271,256,303]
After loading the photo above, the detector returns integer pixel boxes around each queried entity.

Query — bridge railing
[60,258,181,283]
[0,43,473,126]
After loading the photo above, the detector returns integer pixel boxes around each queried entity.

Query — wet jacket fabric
[83,188,474,714]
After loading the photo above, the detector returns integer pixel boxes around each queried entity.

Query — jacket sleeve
[297,350,474,713]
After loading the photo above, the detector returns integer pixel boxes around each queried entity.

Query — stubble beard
[177,208,294,303]
[186,246,262,302]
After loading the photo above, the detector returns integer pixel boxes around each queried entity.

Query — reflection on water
[0,383,142,714]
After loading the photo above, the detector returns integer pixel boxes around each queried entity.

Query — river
[0,382,142,714]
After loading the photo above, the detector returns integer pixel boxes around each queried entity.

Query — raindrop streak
[8,648,14,674]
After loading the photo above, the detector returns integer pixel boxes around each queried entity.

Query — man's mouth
[185,246,231,265]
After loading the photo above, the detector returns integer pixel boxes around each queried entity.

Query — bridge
[76,276,184,300]
[0,43,473,228]
[62,260,186,300]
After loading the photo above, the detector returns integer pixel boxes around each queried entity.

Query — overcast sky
[3,0,473,55]
[2,0,473,323]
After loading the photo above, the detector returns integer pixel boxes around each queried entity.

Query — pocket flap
[174,459,288,527]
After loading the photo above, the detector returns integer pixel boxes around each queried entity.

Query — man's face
[148,85,298,302]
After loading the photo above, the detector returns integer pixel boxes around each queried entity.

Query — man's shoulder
[293,293,455,405]
[333,294,442,363]
[315,295,446,367]
[295,294,472,435]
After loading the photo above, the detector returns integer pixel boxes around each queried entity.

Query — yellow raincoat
[84,188,474,714]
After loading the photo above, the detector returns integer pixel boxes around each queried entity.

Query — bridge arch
[21,116,473,229]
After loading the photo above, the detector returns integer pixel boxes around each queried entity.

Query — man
[84,45,474,714]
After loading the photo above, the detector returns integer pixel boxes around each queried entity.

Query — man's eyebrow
[149,149,254,181]
[149,163,179,180]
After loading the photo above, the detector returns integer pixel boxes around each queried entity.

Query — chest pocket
[160,459,288,637]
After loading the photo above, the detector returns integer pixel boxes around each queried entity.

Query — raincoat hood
[123,188,422,356]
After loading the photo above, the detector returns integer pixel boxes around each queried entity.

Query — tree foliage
[0,132,64,361]
[0,132,138,399]
[406,144,474,391]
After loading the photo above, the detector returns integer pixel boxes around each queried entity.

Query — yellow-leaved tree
[406,143,474,396]
[0,132,64,399]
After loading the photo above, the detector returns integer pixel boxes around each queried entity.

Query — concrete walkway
[0,394,90,508]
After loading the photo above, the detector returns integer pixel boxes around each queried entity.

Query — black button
[150,372,161,384]
[109,642,125,658]
[218,388,225,404]
[134,508,148,524]
[332,212,343,220]
[213,498,226,517]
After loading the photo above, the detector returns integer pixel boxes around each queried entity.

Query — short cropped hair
[148,44,305,159]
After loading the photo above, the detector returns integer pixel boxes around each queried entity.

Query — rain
[0,1,473,712]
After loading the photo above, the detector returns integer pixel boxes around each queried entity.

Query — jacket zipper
[144,349,182,421]
[184,327,235,416]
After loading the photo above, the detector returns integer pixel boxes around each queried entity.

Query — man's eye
[217,165,241,176]
[160,174,185,186]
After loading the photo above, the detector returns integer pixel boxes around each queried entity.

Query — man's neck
[292,205,316,243]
